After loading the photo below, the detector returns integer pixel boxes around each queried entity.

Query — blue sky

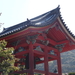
[0,0,75,34]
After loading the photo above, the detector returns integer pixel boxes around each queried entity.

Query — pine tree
[0,40,19,75]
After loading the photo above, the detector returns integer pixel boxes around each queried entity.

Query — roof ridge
[58,6,75,38]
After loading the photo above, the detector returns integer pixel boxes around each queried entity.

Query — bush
[69,72,75,75]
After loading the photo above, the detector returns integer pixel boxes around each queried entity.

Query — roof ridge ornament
[58,5,60,9]
[27,18,33,26]
[56,5,60,11]
[27,18,30,21]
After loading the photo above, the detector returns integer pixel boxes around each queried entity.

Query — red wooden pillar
[44,46,49,75]
[29,42,34,75]
[57,52,62,75]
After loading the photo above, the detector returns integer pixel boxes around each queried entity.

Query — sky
[0,0,75,34]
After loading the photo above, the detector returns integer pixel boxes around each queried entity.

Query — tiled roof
[0,6,75,39]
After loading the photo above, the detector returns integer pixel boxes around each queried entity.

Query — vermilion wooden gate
[0,6,75,75]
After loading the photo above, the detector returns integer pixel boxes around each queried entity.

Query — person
[54,68,58,73]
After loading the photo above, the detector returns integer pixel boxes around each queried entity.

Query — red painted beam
[47,47,58,52]
[33,43,45,49]
[14,43,28,49]
[44,46,49,75]
[16,60,45,65]
[57,52,62,75]
[29,42,34,75]
[48,58,57,61]
[0,24,52,40]
[62,45,75,52]
[15,58,57,65]
[33,43,58,52]
[0,29,28,40]
[37,35,69,48]
[15,50,29,56]
[36,58,57,64]
[37,35,57,45]
[15,55,25,58]
[57,40,69,45]
[48,54,58,59]
[34,50,45,56]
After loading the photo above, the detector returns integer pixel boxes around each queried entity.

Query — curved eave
[0,6,74,42]
[0,7,60,38]
[57,15,75,42]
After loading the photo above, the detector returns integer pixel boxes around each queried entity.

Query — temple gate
[0,6,75,75]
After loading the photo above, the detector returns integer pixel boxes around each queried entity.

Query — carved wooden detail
[34,46,43,52]
[55,44,65,52]
[26,34,39,44]
[41,40,49,46]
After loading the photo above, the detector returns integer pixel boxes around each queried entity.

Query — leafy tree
[0,13,2,16]
[0,12,4,32]
[0,40,19,75]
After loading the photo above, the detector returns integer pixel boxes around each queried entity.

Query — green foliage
[69,72,75,75]
[0,40,19,75]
